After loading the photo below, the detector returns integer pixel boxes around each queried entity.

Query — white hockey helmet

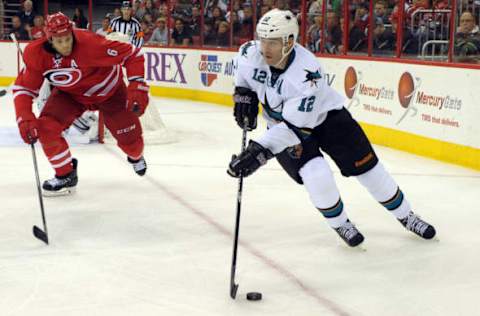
[256,9,298,45]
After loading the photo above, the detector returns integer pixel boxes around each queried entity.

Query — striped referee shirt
[108,16,144,48]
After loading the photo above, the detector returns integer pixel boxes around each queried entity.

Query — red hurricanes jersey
[13,29,145,115]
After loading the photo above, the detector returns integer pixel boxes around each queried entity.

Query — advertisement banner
[142,47,237,95]
[322,58,479,149]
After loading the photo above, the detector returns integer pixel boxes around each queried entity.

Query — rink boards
[0,42,478,170]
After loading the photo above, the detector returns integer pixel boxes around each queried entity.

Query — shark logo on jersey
[303,69,322,87]
[241,42,254,57]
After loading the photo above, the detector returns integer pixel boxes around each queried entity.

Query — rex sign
[144,52,187,84]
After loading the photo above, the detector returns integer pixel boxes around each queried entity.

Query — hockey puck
[246,292,262,301]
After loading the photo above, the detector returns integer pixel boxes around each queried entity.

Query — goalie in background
[13,12,150,196]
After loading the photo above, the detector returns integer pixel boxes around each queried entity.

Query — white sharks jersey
[234,41,345,154]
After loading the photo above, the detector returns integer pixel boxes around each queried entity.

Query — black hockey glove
[233,87,259,131]
[227,140,273,178]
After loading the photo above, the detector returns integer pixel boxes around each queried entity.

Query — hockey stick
[30,143,49,245]
[230,120,248,299]
[0,89,6,97]
[10,33,49,244]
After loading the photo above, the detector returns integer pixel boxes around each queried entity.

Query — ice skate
[128,156,147,176]
[42,158,78,197]
[334,220,365,247]
[398,211,436,239]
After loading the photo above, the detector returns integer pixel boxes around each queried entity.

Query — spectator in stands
[96,17,111,36]
[131,1,141,17]
[205,0,228,17]
[143,13,154,27]
[454,11,480,57]
[10,15,29,40]
[72,8,88,29]
[190,6,201,35]
[231,10,242,35]
[405,0,431,24]
[113,8,122,18]
[172,18,192,46]
[28,15,46,40]
[17,0,36,27]
[157,3,168,18]
[240,4,254,39]
[308,0,322,16]
[149,17,168,45]
[325,10,343,54]
[233,0,245,22]
[390,13,419,55]
[214,21,230,47]
[211,6,226,30]
[457,11,479,35]
[141,20,154,42]
[136,0,159,21]
[374,1,390,24]
[203,22,216,46]
[308,12,322,52]
[347,16,368,52]
[353,2,369,33]
[373,18,396,54]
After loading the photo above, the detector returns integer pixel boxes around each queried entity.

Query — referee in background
[108,1,144,48]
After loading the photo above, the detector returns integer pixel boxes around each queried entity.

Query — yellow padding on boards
[150,86,233,107]
[361,123,480,171]
[0,77,15,86]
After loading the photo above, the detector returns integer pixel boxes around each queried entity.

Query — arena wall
[1,43,479,170]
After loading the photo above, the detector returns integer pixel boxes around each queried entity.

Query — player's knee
[37,116,64,140]
[299,157,340,207]
[104,112,142,144]
[299,157,333,183]
[356,162,397,198]
[298,157,336,192]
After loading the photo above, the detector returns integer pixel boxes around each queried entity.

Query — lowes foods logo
[199,55,222,87]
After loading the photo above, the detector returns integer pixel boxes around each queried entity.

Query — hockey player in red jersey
[13,12,150,196]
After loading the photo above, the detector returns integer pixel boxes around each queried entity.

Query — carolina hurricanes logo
[44,68,82,87]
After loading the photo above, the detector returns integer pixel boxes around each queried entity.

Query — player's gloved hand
[227,140,273,178]
[233,87,258,131]
[127,81,150,116]
[17,115,39,144]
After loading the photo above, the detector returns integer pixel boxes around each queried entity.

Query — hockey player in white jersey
[228,9,436,247]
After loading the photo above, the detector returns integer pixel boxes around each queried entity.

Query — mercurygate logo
[358,83,394,100]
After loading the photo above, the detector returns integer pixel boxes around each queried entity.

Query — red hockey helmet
[45,12,73,38]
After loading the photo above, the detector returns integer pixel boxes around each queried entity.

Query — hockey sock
[317,199,349,228]
[299,157,349,228]
[356,162,410,219]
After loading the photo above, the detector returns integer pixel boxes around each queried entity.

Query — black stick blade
[0,89,6,97]
[33,226,49,245]
[230,283,238,299]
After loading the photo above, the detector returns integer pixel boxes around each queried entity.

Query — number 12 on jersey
[298,96,316,112]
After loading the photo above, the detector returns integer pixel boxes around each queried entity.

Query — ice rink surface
[0,92,479,316]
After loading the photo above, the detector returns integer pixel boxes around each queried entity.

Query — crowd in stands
[2,0,479,62]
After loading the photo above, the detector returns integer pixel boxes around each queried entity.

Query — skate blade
[42,187,76,197]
